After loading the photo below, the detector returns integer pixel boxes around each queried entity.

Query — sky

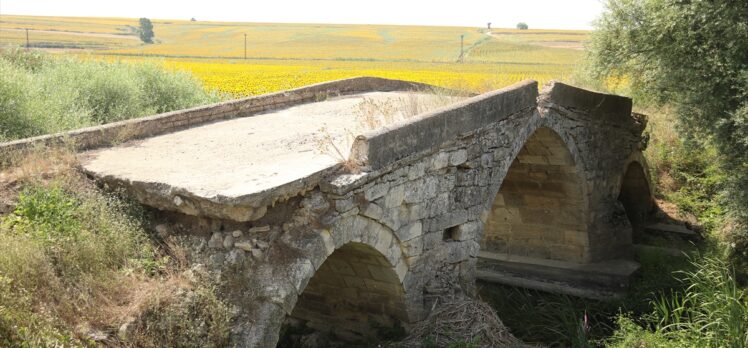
[0,0,604,30]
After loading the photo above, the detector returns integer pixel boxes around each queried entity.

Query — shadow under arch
[618,160,654,238]
[283,240,409,342]
[482,126,590,263]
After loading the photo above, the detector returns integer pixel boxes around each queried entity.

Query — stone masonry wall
[88,80,649,347]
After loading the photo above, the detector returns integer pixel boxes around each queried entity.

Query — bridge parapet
[0,77,439,166]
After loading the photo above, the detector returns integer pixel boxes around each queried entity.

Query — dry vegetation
[0,148,232,347]
[397,298,528,348]
[314,91,462,173]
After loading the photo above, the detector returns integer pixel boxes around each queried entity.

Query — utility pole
[458,34,465,63]
[26,29,30,50]
[244,33,247,59]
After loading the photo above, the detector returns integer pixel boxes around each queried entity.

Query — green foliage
[0,48,218,141]
[139,17,155,44]
[480,284,605,347]
[647,131,727,231]
[586,0,748,255]
[479,242,696,347]
[606,315,672,348]
[3,181,153,279]
[608,254,748,347]
[516,22,529,30]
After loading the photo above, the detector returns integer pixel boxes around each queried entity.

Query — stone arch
[280,215,412,342]
[286,242,408,340]
[617,157,655,235]
[481,124,590,263]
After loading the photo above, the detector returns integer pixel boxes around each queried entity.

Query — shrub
[0,48,219,141]
[128,284,232,348]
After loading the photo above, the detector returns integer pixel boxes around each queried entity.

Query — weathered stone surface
[208,232,223,249]
[449,149,468,166]
[61,78,649,348]
[235,242,253,252]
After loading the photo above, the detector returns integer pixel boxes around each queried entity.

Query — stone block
[319,229,336,258]
[351,262,372,278]
[374,228,394,254]
[208,232,223,249]
[423,176,439,199]
[422,230,443,250]
[491,194,505,207]
[235,241,253,251]
[396,221,422,242]
[343,275,367,289]
[454,221,480,241]
[408,161,426,180]
[249,225,271,233]
[223,234,235,249]
[361,203,384,221]
[384,185,405,208]
[365,182,390,201]
[429,193,451,218]
[404,179,425,204]
[395,260,408,281]
[402,236,423,257]
[433,151,450,170]
[450,149,468,166]
[335,197,356,213]
[407,203,426,220]
[438,173,456,192]
[368,265,397,282]
[480,153,494,168]
[328,259,356,276]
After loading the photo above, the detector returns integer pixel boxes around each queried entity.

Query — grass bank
[0,151,232,347]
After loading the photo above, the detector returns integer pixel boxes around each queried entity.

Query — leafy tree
[587,0,748,253]
[138,17,154,44]
[516,22,528,30]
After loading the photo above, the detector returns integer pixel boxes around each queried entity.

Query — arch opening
[482,127,588,263]
[618,161,654,238]
[282,242,408,343]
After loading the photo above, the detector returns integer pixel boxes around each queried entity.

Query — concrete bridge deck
[79,91,461,221]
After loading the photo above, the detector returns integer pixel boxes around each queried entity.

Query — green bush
[0,48,219,141]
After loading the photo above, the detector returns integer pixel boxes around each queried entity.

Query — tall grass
[608,254,748,348]
[0,48,219,141]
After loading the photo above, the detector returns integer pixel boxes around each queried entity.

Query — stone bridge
[5,77,653,346]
